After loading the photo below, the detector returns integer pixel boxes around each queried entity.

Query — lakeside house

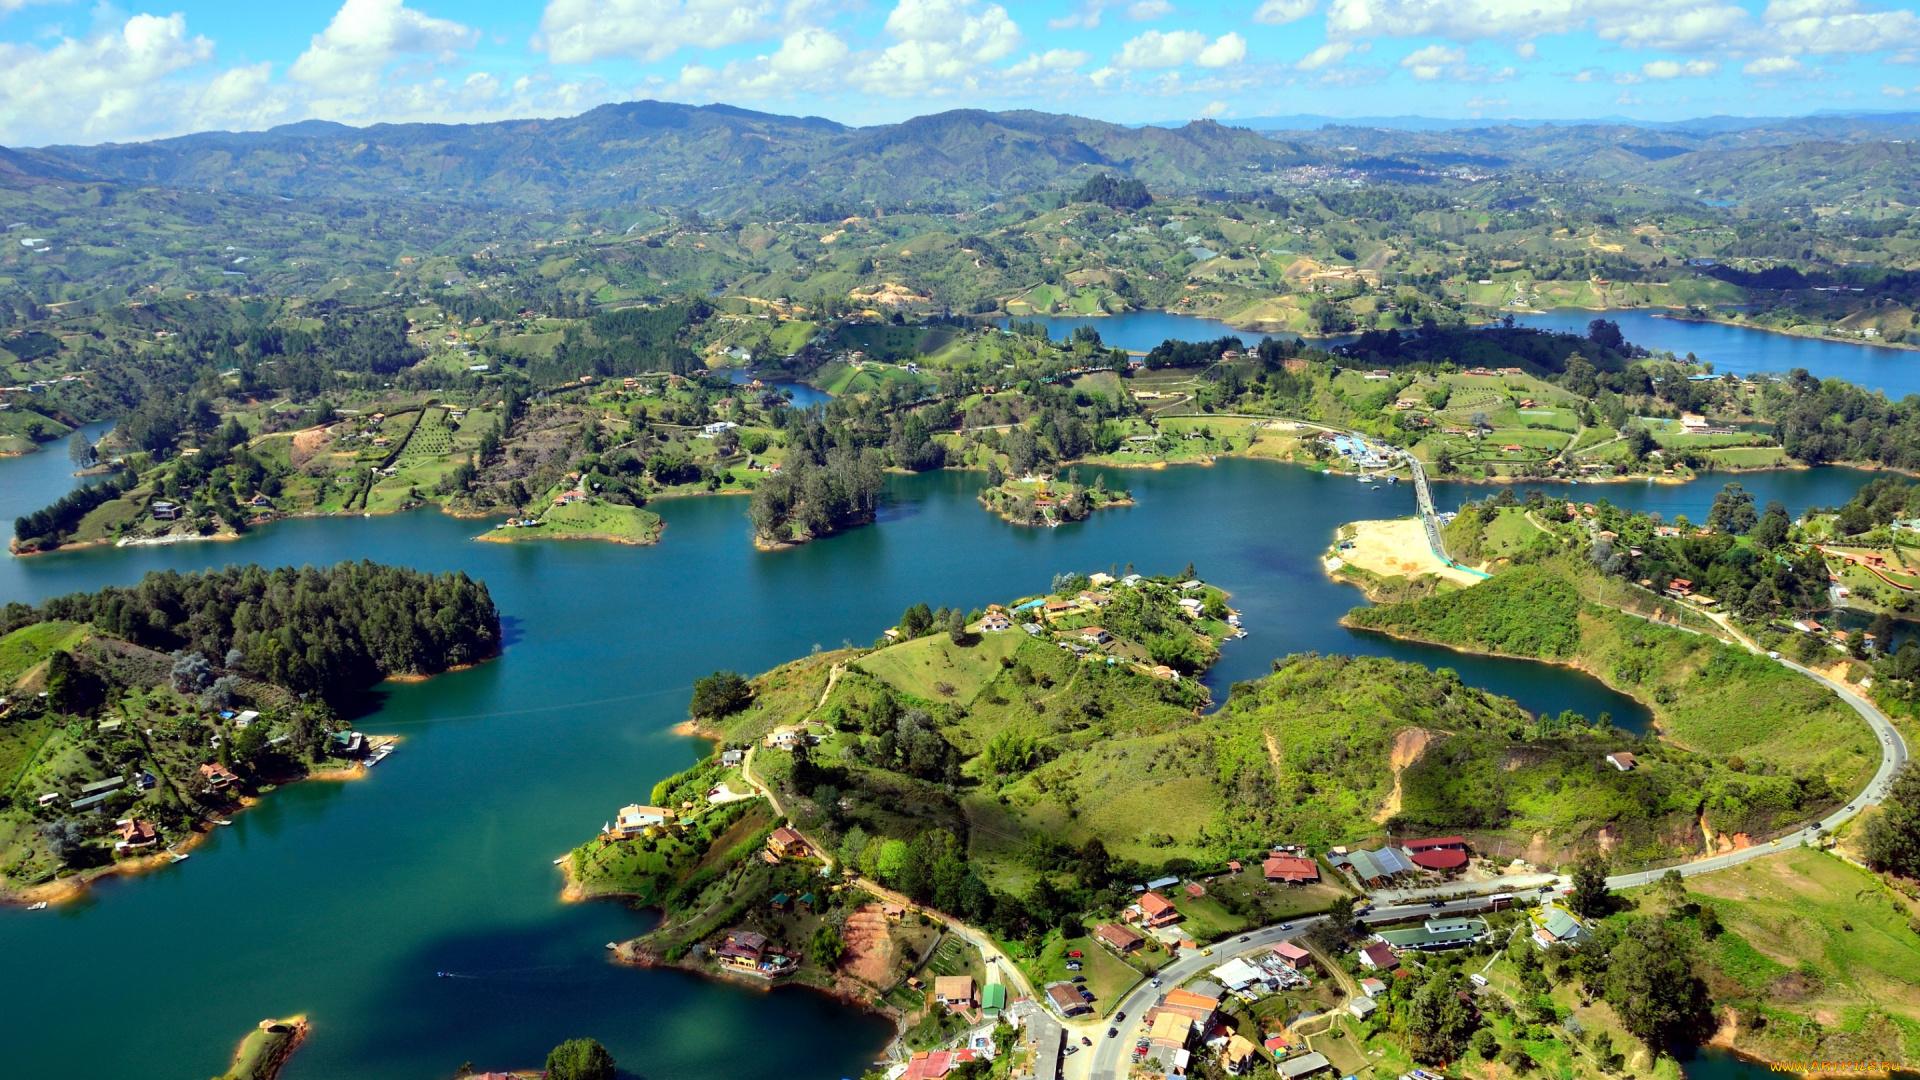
[614,804,673,836]
[199,762,239,792]
[113,818,158,854]
[764,725,804,750]
[980,611,1012,632]
[1606,751,1638,771]
[716,930,768,970]
[934,975,976,1011]
[902,1050,979,1080]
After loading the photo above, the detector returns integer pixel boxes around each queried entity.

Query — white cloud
[537,0,785,64]
[771,27,849,73]
[1199,99,1229,117]
[1127,0,1174,19]
[1114,29,1244,68]
[1323,0,1750,51]
[289,0,477,94]
[1296,40,1353,69]
[1253,0,1317,24]
[1006,48,1090,75]
[1743,54,1803,75]
[1516,40,1536,57]
[854,0,1021,95]
[1884,84,1918,96]
[1642,57,1719,77]
[1400,43,1463,79]
[0,14,217,144]
[1762,0,1920,54]
[1198,32,1247,66]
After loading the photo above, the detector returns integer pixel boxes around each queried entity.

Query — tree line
[1,561,502,697]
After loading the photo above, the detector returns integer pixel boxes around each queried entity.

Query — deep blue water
[1514,309,1920,401]
[729,367,833,408]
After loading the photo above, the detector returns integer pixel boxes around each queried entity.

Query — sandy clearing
[1341,516,1483,587]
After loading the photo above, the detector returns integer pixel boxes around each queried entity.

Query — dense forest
[0,561,502,696]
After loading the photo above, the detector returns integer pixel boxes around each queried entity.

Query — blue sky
[3,0,1920,145]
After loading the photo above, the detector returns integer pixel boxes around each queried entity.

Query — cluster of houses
[1321,433,1394,471]
[714,929,795,978]
[1328,836,1471,887]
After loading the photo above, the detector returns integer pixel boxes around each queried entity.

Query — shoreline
[1655,311,1920,354]
[1,733,405,906]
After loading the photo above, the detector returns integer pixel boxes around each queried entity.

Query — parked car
[1080,1036,1092,1047]
[1067,950,1083,958]
[1469,973,1489,988]
[1116,1011,1126,1022]
[1108,1028,1119,1038]
[1071,975,1086,983]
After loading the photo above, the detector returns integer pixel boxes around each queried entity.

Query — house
[113,818,159,854]
[764,725,803,750]
[1278,1051,1333,1079]
[1348,996,1379,1019]
[1344,846,1414,886]
[901,1050,979,1080]
[1360,978,1388,998]
[37,792,60,807]
[1357,942,1398,970]
[1531,904,1592,950]
[614,804,673,837]
[980,611,1012,632]
[766,827,811,860]
[981,982,1007,1018]
[1263,854,1320,883]
[1159,988,1220,1024]
[1607,751,1638,771]
[1210,957,1268,994]
[150,500,181,520]
[232,710,261,729]
[1378,916,1492,952]
[1222,1034,1261,1075]
[1274,941,1313,968]
[199,762,239,791]
[1079,627,1112,645]
[1046,982,1093,1016]
[716,930,768,970]
[1184,882,1206,899]
[1402,836,1470,872]
[720,749,745,767]
[1089,572,1116,587]
[1096,922,1145,953]
[1150,1010,1197,1049]
[935,975,976,1010]
[1667,577,1694,597]
[1138,891,1183,928]
[1263,1034,1292,1058]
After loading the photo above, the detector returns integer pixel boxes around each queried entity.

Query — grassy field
[1018,931,1148,1018]
[1677,846,1920,1063]
[489,498,663,543]
[853,630,1023,707]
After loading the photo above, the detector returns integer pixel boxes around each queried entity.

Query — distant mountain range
[4,100,1916,214]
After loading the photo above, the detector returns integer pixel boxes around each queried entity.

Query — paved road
[1083,918,1324,1080]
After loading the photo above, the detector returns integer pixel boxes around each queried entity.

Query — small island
[976,466,1130,527]
[215,1016,309,1080]
[0,561,501,903]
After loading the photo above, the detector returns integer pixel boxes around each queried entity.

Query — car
[1067,950,1083,957]
[1768,650,1781,659]
[1116,1011,1127,1022]
[1430,899,1446,908]
[1108,1028,1119,1038]
[1081,1036,1092,1047]
[1279,922,1294,931]
[1201,947,1213,956]
[1469,973,1489,988]
[1847,805,1855,811]
[1151,977,1162,987]
[1071,975,1086,983]
[1239,935,1250,943]
[1539,885,1555,894]
[1064,1046,1079,1057]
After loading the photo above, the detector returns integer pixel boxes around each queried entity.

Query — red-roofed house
[1139,891,1182,928]
[902,1049,979,1080]
[1275,941,1312,967]
[1263,854,1320,883]
[1403,836,1469,871]
[1358,942,1398,970]
[1096,922,1145,953]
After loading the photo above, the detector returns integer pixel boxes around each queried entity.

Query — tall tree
[1567,853,1612,917]
[545,1038,615,1080]
[1860,764,1920,877]
[1603,918,1710,1049]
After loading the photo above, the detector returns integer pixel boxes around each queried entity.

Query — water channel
[0,314,1899,1078]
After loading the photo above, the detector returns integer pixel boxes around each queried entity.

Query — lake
[0,366,1891,1078]
[1004,307,1920,402]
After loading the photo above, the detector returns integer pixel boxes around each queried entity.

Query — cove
[0,451,1878,1079]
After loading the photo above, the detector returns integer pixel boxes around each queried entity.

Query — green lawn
[492,498,663,543]
[1019,931,1147,1018]
[854,631,1024,707]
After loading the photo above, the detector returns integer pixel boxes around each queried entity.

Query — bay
[0,417,1890,1078]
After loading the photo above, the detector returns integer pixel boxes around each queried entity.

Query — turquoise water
[0,312,1902,1077]
[998,311,1294,351]
[1514,309,1920,400]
